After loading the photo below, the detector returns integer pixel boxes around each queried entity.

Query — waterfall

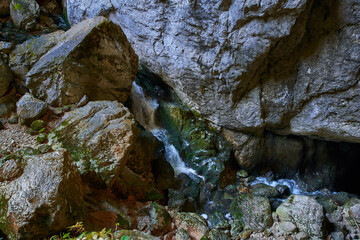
[130,81,203,180]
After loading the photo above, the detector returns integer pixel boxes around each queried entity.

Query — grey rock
[0,0,10,16]
[76,95,89,108]
[48,101,139,186]
[7,114,18,124]
[26,16,138,106]
[37,144,50,153]
[10,0,40,30]
[0,149,87,239]
[175,228,190,240]
[0,58,12,97]
[208,229,230,240]
[175,212,209,240]
[252,183,280,198]
[9,31,64,81]
[296,232,309,240]
[67,0,309,131]
[230,194,272,231]
[278,221,297,234]
[0,41,14,54]
[149,202,171,236]
[330,232,345,240]
[16,93,48,125]
[276,195,325,239]
[0,159,23,182]
[222,129,263,169]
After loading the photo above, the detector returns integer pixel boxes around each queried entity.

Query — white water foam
[250,176,332,196]
[131,81,204,181]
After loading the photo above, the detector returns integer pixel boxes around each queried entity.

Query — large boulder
[230,194,272,231]
[26,16,138,106]
[0,59,12,97]
[48,101,139,186]
[10,0,40,30]
[174,212,209,240]
[276,195,326,239]
[9,31,64,81]
[0,149,87,240]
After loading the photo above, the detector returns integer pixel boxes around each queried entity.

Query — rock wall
[66,0,360,145]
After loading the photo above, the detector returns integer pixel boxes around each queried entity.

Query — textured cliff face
[67,0,360,145]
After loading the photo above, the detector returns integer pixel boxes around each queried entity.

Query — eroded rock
[9,30,64,81]
[230,194,272,231]
[48,101,139,186]
[276,195,326,239]
[26,16,138,106]
[16,93,48,125]
[0,149,87,239]
[10,0,40,30]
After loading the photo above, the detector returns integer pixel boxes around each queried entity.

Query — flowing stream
[130,81,203,180]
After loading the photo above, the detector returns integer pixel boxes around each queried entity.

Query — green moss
[0,195,10,238]
[36,133,47,144]
[116,214,130,230]
[31,120,47,131]
[14,3,22,11]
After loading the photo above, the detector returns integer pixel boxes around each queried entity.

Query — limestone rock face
[65,0,360,145]
[9,31,64,81]
[48,101,139,186]
[67,0,310,132]
[0,149,87,240]
[26,16,138,106]
[10,0,39,30]
[276,195,326,239]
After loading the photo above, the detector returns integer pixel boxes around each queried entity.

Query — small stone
[10,0,40,30]
[36,133,47,144]
[37,144,50,153]
[8,114,18,124]
[77,95,89,107]
[296,232,309,240]
[16,93,48,125]
[279,221,297,234]
[208,229,230,240]
[0,41,14,53]
[252,183,280,198]
[18,146,39,156]
[0,159,23,182]
[30,119,47,131]
[239,230,252,239]
[330,232,344,240]
[236,170,248,178]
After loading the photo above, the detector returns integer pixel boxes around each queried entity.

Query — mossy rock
[149,202,171,235]
[36,133,47,144]
[18,147,39,156]
[30,120,46,131]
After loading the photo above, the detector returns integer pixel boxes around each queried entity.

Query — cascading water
[130,81,203,180]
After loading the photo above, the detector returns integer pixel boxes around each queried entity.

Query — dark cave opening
[260,132,360,196]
